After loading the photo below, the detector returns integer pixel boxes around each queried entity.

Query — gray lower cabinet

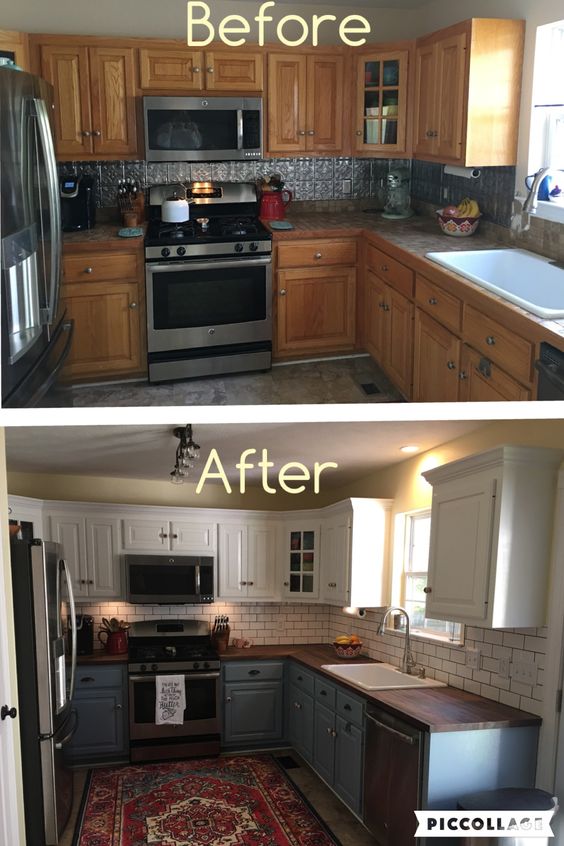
[287,683,314,762]
[65,664,128,763]
[334,716,364,814]
[223,661,285,746]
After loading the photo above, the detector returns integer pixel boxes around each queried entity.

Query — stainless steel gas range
[144,181,272,383]
[127,619,220,762]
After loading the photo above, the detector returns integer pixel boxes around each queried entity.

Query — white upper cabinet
[320,499,392,608]
[281,521,321,600]
[48,510,121,599]
[218,522,278,601]
[423,446,563,628]
[122,518,217,553]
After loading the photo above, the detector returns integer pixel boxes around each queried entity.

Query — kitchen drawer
[63,252,139,284]
[415,274,462,333]
[75,664,124,690]
[223,661,284,682]
[336,689,364,727]
[315,676,337,709]
[366,243,414,299]
[277,240,357,269]
[463,304,533,385]
[288,662,315,696]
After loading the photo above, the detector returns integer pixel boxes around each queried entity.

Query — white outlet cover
[512,660,538,686]
[498,657,510,679]
[466,647,480,669]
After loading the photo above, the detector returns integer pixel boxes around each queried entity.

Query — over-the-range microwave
[143,95,262,162]
[124,554,214,604]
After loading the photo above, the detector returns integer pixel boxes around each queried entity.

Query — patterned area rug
[73,755,342,846]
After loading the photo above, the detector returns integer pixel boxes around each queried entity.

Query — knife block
[212,626,230,654]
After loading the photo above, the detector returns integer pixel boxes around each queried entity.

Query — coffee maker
[75,614,94,655]
[60,174,96,232]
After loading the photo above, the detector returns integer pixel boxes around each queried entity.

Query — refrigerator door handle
[32,96,61,327]
[60,559,77,701]
[55,708,78,750]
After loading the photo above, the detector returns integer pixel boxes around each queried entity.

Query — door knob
[1,705,17,720]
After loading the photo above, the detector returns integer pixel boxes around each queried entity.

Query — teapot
[162,186,193,223]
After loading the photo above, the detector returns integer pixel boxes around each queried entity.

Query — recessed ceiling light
[400,445,420,454]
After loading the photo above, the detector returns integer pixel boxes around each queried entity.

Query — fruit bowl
[436,208,482,238]
[333,641,363,659]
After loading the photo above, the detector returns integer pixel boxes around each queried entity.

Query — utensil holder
[122,210,138,228]
[212,627,230,654]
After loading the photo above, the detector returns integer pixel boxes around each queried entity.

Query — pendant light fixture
[170,424,200,484]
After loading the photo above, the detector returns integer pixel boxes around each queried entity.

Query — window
[390,510,463,645]
[528,19,564,223]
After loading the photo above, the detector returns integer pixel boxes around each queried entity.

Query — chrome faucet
[377,606,417,675]
[523,167,563,214]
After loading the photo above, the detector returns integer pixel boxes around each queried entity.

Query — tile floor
[61,751,378,846]
[41,357,403,407]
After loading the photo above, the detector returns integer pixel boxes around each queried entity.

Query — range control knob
[193,662,200,670]
[177,246,186,256]
[249,242,259,252]
[161,247,170,257]
[234,243,244,253]
[140,664,147,672]
[151,663,158,672]
[203,662,210,669]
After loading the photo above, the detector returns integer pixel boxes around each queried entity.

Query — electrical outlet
[512,659,538,686]
[466,647,481,669]
[498,657,510,679]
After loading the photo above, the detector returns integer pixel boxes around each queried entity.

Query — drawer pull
[423,586,432,594]
[447,360,456,370]
[486,336,496,346]
[294,701,302,710]
[320,689,327,696]
[248,669,261,676]
[428,297,438,305]
[343,703,352,712]
[314,252,322,260]
[81,676,95,683]
[84,267,93,274]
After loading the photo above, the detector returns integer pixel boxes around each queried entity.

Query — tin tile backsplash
[60,156,518,228]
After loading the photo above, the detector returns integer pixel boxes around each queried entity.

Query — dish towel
[155,675,186,725]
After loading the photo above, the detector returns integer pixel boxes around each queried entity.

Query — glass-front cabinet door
[282,523,320,600]
[355,51,409,155]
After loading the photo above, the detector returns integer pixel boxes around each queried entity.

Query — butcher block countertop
[77,651,128,665]
[63,224,146,252]
[222,643,541,734]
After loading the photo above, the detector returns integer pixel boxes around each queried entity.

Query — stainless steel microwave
[143,96,262,162]
[124,554,214,604]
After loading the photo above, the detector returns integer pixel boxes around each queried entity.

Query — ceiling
[5,421,486,488]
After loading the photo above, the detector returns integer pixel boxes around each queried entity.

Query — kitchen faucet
[377,606,418,675]
[522,167,563,213]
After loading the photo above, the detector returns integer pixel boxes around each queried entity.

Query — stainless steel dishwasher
[363,704,423,846]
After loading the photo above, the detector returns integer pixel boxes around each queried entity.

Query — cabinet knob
[240,581,247,586]
[314,252,322,260]
[298,130,306,136]
[423,586,432,594]
[160,533,168,539]
[248,669,260,676]
[248,581,254,586]
[293,701,302,710]
[459,371,468,381]
[380,264,389,272]
[88,579,94,585]
[355,130,362,136]
[193,66,201,73]
[226,696,232,703]
[284,581,289,586]
[447,360,457,370]
[428,297,438,305]
[382,304,390,312]
[331,729,337,738]
[279,289,287,296]
[307,130,315,136]
[129,302,138,309]
[343,703,352,712]
[92,130,101,137]
[1,705,17,721]
[207,66,214,73]
[426,130,433,137]
[326,726,333,735]
[297,675,303,681]
[433,131,439,137]
[84,267,93,274]
[320,689,327,696]
[486,336,496,346]
[115,704,123,711]
[82,130,92,137]
[172,533,178,539]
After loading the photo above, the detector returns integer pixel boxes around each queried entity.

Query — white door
[282,523,320,600]
[122,518,170,550]
[48,514,89,598]
[247,524,277,600]
[0,432,25,845]
[171,521,217,553]
[425,471,497,623]
[86,517,121,598]
[218,524,247,599]
[320,516,349,605]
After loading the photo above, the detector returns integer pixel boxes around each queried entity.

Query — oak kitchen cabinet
[139,48,263,92]
[354,49,410,156]
[39,42,138,158]
[413,18,525,166]
[0,29,30,70]
[217,522,278,600]
[46,510,121,599]
[276,239,357,356]
[267,53,345,154]
[60,247,145,381]
[422,446,563,628]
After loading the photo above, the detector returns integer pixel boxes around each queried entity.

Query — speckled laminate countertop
[63,224,145,252]
[221,643,541,733]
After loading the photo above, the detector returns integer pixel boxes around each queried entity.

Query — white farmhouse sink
[425,248,564,319]
[321,662,447,691]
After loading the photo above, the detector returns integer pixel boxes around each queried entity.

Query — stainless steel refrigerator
[10,539,78,845]
[1,66,73,407]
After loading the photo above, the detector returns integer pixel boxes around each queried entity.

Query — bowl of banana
[436,198,481,237]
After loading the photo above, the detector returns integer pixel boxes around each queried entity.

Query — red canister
[98,629,128,654]
[259,189,293,220]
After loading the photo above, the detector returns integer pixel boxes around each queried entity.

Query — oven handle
[237,109,244,150]
[129,672,220,682]
[147,256,272,273]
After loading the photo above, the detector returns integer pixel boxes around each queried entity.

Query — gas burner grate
[158,222,196,239]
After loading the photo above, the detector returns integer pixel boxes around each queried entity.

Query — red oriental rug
[73,754,342,846]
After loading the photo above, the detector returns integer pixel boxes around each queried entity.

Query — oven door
[129,671,220,740]
[146,257,272,354]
